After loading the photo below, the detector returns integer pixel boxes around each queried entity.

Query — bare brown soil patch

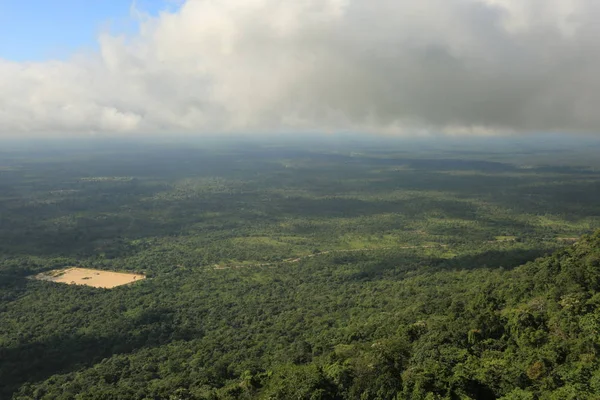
[32,268,145,288]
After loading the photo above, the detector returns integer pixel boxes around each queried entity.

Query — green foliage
[3,140,600,399]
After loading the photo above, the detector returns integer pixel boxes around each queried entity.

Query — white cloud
[2,0,600,137]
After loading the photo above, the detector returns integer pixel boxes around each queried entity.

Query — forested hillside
[3,231,600,399]
[2,138,600,399]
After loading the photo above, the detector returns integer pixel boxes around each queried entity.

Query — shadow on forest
[0,311,203,398]
[432,248,552,271]
[334,246,554,282]
[0,274,30,302]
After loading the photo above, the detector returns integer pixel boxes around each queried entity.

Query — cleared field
[32,268,144,288]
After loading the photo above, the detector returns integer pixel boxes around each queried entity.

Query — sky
[1,0,600,138]
[0,1,179,60]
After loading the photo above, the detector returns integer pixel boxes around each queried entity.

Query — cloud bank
[2,0,600,137]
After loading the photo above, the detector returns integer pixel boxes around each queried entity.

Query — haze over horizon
[2,0,600,138]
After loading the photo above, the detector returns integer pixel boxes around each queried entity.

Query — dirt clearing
[31,268,145,288]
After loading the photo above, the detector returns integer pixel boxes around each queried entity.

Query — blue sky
[0,0,177,61]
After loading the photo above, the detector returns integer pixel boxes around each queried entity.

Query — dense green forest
[2,137,600,399]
